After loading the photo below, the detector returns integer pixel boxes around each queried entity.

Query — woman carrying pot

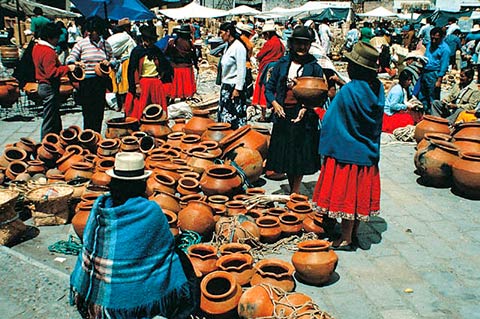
[70,152,199,319]
[125,25,173,120]
[264,26,324,194]
[313,42,384,251]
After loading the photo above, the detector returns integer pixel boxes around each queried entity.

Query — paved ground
[0,100,479,319]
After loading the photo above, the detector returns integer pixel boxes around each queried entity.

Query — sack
[12,39,36,87]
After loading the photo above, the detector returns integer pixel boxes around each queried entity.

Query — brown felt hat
[344,42,379,71]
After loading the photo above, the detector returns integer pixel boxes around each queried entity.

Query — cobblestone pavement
[0,105,478,319]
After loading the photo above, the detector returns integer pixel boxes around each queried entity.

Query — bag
[13,39,36,87]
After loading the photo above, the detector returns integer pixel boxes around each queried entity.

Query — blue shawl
[70,195,192,318]
[319,79,384,166]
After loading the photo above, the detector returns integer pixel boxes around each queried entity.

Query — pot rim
[216,253,253,271]
[200,270,237,300]
[179,176,200,188]
[207,122,232,130]
[422,114,450,124]
[459,151,480,161]
[219,125,251,147]
[297,239,332,252]
[219,242,252,255]
[430,139,459,154]
[279,212,301,224]
[205,164,237,178]
[254,258,295,277]
[188,243,218,259]
[256,215,280,228]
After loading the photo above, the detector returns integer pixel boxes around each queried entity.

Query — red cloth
[169,67,196,99]
[124,77,167,120]
[32,43,70,84]
[313,157,380,221]
[314,107,326,120]
[252,75,267,106]
[381,110,424,133]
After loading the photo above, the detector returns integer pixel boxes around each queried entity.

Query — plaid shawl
[70,195,192,318]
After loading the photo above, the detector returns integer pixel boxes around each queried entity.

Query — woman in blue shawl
[313,42,384,251]
[70,152,198,318]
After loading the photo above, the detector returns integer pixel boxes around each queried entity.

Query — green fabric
[31,16,51,34]
[361,27,373,43]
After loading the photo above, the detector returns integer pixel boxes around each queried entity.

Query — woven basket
[26,185,74,226]
[0,189,26,245]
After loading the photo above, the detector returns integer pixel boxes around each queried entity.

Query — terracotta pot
[266,206,287,217]
[171,118,186,132]
[179,193,206,208]
[279,212,303,237]
[178,200,215,238]
[42,133,64,151]
[200,271,242,318]
[140,119,172,139]
[219,243,251,256]
[251,126,271,147]
[184,109,215,136]
[250,258,296,292]
[139,136,156,154]
[177,177,201,196]
[6,160,28,180]
[37,142,62,167]
[245,208,264,219]
[220,125,269,159]
[187,151,217,174]
[154,162,182,180]
[146,172,176,196]
[451,122,480,139]
[233,219,260,243]
[67,177,89,199]
[225,200,247,216]
[256,216,282,243]
[59,127,78,146]
[59,81,74,102]
[452,151,480,199]
[91,158,114,186]
[200,164,243,197]
[145,154,171,170]
[286,193,309,211]
[275,293,314,317]
[0,79,20,105]
[183,145,208,161]
[415,133,452,170]
[84,184,109,196]
[47,173,65,183]
[224,146,263,183]
[132,131,148,139]
[56,150,84,173]
[68,65,85,82]
[302,212,326,236]
[292,76,328,107]
[291,239,338,285]
[246,187,266,196]
[142,104,165,121]
[180,134,201,152]
[416,140,459,187]
[15,137,36,157]
[414,115,451,143]
[94,62,111,78]
[200,140,223,157]
[97,139,120,158]
[452,136,480,153]
[26,160,46,176]
[188,243,218,276]
[120,136,140,152]
[216,253,254,286]
[201,122,234,142]
[181,171,201,180]
[162,209,179,237]
[150,191,181,213]
[64,162,94,182]
[79,129,100,153]
[289,201,313,221]
[0,146,27,167]
[167,132,186,148]
[72,201,93,240]
[105,117,139,139]
[237,285,277,319]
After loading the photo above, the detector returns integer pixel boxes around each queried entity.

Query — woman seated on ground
[70,152,198,319]
[382,70,422,133]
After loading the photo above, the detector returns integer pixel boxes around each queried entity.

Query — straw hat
[106,152,152,180]
[471,24,480,32]
[118,18,131,27]
[262,21,277,33]
[236,22,254,34]
[344,42,379,71]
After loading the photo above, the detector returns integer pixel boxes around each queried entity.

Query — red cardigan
[32,42,70,85]
[256,36,285,74]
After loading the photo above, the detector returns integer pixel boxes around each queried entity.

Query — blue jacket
[424,41,451,77]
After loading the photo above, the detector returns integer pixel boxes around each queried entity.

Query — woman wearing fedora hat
[70,152,199,319]
[264,26,324,194]
[165,24,198,101]
[313,42,384,251]
[124,25,174,119]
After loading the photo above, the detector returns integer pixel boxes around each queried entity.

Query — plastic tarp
[0,0,80,18]
[302,8,352,22]
[357,6,397,18]
[70,0,155,20]
[159,2,228,19]
[228,5,260,16]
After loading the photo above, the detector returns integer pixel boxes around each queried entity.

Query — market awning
[357,6,397,18]
[0,0,80,18]
[159,2,228,19]
[228,5,260,16]
[70,0,155,21]
[303,8,352,22]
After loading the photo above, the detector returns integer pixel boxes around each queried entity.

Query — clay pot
[42,133,63,151]
[289,201,313,221]
[179,194,206,208]
[59,80,74,102]
[94,62,111,77]
[140,119,172,139]
[139,136,156,154]
[252,126,271,147]
[64,162,94,182]
[91,158,114,186]
[0,79,20,105]
[256,216,282,243]
[233,218,260,243]
[201,122,234,142]
[220,125,269,159]
[219,243,252,256]
[415,133,452,170]
[216,253,254,286]
[167,132,186,148]
[245,208,264,219]
[178,200,215,237]
[266,206,287,217]
[416,140,459,187]
[154,162,182,180]
[414,115,451,143]
[105,117,139,139]
[246,187,266,196]
[225,200,247,216]
[146,172,176,196]
[279,212,303,237]
[97,139,120,158]
[79,129,100,153]
[142,104,165,121]
[452,151,480,199]
[37,142,62,167]
[69,65,85,82]
[150,191,181,213]
[0,146,27,167]
[171,118,186,132]
[26,160,46,176]
[59,127,79,146]
[163,209,179,237]
[56,150,84,173]
[67,177,89,199]
[184,109,215,136]
[200,164,243,197]
[451,122,480,139]
[120,136,140,152]
[6,161,28,180]
[188,243,219,276]
[302,212,326,236]
[181,171,201,180]
[286,193,309,211]
[275,293,314,317]
[182,145,207,161]
[84,184,109,196]
[237,285,277,319]
[15,137,36,157]
[187,151,217,174]
[291,239,338,285]
[292,76,328,107]
[177,177,201,196]
[180,134,201,152]
[200,140,223,157]
[250,258,296,292]
[132,131,148,139]
[452,136,480,153]
[72,201,93,240]
[200,271,243,318]
[47,173,65,183]
[224,146,263,183]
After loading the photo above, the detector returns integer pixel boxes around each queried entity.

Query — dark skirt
[266,106,320,175]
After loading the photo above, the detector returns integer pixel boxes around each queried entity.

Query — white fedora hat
[262,21,277,33]
[471,24,480,32]
[106,152,151,180]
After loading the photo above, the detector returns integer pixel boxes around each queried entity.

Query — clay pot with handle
[292,76,328,107]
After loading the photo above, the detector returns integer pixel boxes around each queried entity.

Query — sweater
[32,40,70,85]
[256,36,285,75]
[384,84,409,116]
[221,39,247,91]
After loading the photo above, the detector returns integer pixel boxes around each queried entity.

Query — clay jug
[177,177,201,196]
[256,216,282,243]
[237,285,277,319]
[178,200,215,238]
[91,158,114,186]
[64,162,94,182]
[201,122,234,142]
[291,239,338,285]
[200,271,243,318]
[452,151,480,199]
[97,139,120,158]
[200,164,243,197]
[105,117,139,139]
[171,118,186,132]
[216,253,254,286]
[188,243,218,276]
[415,133,452,170]
[184,109,215,136]
[140,119,172,139]
[163,209,179,237]
[416,140,459,187]
[250,258,296,292]
[220,125,269,159]
[146,172,176,196]
[142,104,165,121]
[414,115,450,143]
[167,132,186,148]
[279,212,303,237]
[275,293,314,317]
[224,146,263,183]
[451,122,480,139]
[150,191,181,213]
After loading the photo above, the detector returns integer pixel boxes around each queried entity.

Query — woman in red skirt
[313,42,384,251]
[125,26,173,119]
[166,24,198,101]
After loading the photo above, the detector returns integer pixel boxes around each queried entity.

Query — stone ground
[0,95,479,319]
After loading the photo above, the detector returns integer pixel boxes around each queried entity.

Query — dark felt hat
[344,42,379,71]
[177,24,192,34]
[289,26,314,42]
[140,25,157,40]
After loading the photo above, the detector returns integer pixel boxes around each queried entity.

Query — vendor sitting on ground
[431,67,480,123]
[455,101,480,123]
[382,70,422,133]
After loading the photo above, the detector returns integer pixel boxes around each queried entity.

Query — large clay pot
[0,146,27,167]
[220,125,269,159]
[237,285,277,319]
[171,118,186,132]
[142,104,166,121]
[224,146,263,183]
[452,136,480,153]
[216,253,254,286]
[187,151,217,174]
[292,76,328,107]
[291,239,338,285]
[451,122,480,139]
[275,293,314,317]
[72,201,93,240]
[414,115,451,143]
[201,122,234,142]
[415,133,452,170]
[250,258,296,292]
[91,158,114,186]
[452,151,480,199]
[140,119,172,139]
[188,243,219,277]
[178,200,215,238]
[184,109,215,136]
[200,271,243,318]
[416,140,459,187]
[256,216,282,243]
[146,172,176,196]
[200,164,243,197]
[105,117,139,139]
[150,191,181,213]
[64,162,94,182]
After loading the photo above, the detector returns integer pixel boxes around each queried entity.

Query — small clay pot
[250,258,296,292]
[59,127,78,146]
[216,253,254,286]
[6,160,28,180]
[200,271,243,318]
[142,104,165,121]
[256,216,281,243]
[0,146,28,167]
[171,118,186,132]
[91,158,114,186]
[188,243,219,277]
[288,201,313,221]
[177,177,201,196]
[26,160,46,176]
[105,117,139,139]
[225,200,247,216]
[97,139,120,158]
[94,62,111,78]
[146,172,177,196]
[167,132,186,148]
[120,136,140,152]
[279,212,303,237]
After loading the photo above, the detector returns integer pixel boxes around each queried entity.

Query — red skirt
[312,157,380,221]
[124,77,167,120]
[252,74,267,107]
[170,67,196,99]
[382,112,414,133]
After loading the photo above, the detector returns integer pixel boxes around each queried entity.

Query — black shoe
[332,242,357,252]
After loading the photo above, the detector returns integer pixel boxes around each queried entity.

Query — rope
[48,235,83,256]
[393,125,416,142]
[176,230,202,253]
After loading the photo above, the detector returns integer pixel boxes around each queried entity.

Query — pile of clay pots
[414,115,480,199]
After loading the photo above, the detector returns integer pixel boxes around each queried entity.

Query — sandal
[331,240,357,252]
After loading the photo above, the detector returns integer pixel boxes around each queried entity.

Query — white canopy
[396,13,420,20]
[228,5,260,16]
[358,6,397,18]
[159,2,228,19]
